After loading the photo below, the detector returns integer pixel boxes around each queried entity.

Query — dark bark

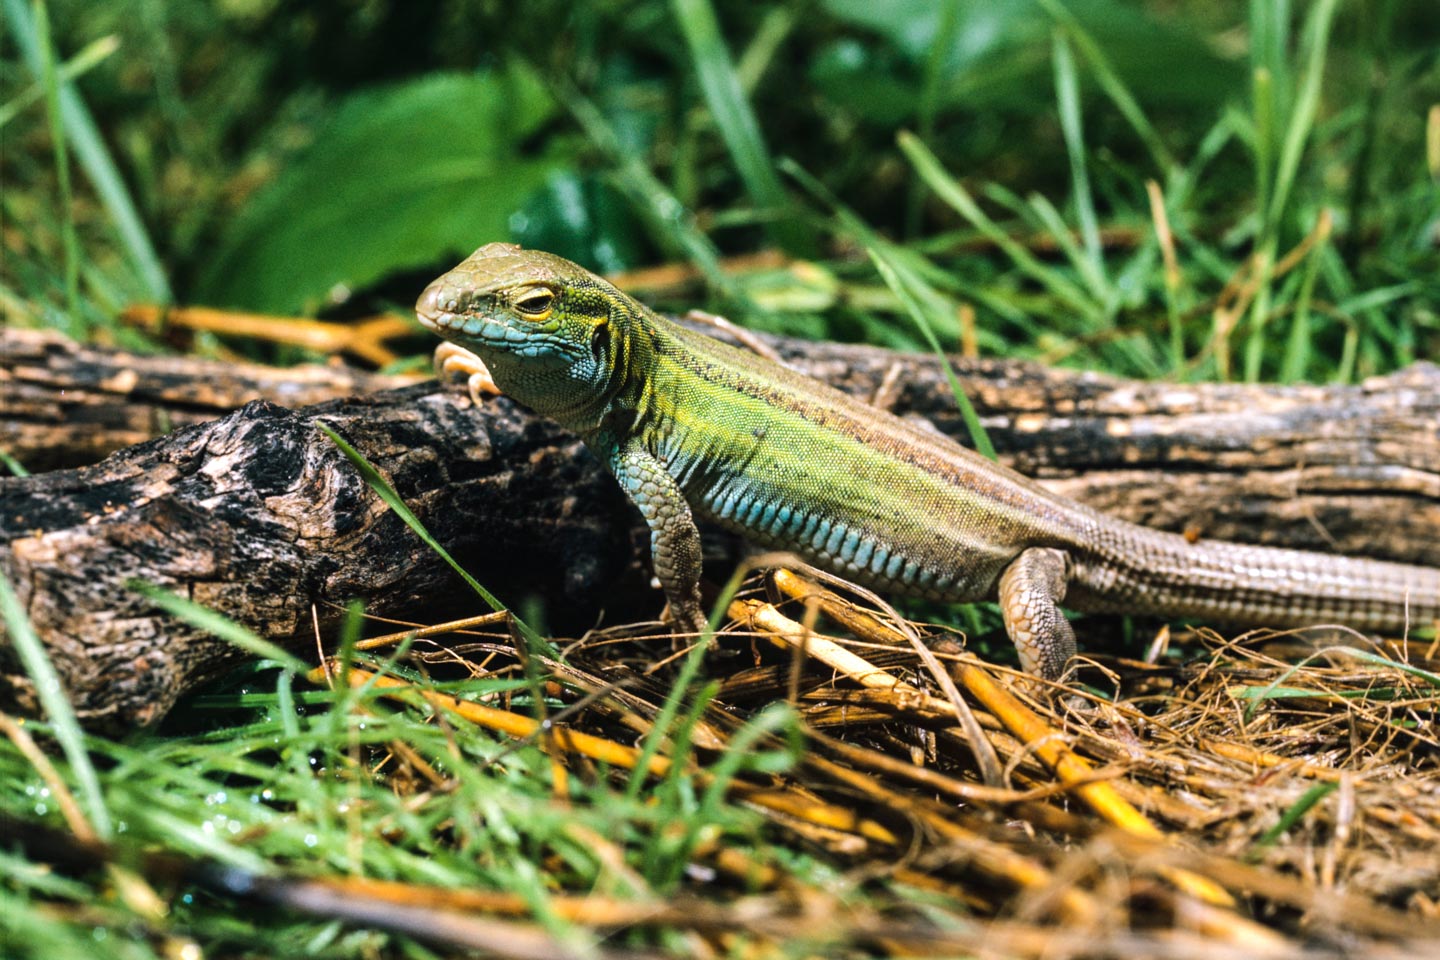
[1,327,1436,730]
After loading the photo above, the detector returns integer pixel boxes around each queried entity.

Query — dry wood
[5,326,1436,560]
[1,326,1436,730]
[0,327,417,472]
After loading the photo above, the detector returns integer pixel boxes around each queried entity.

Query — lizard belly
[677,452,1017,602]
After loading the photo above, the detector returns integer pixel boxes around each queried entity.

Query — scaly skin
[415,243,1440,679]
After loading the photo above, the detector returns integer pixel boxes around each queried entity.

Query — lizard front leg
[997,547,1078,681]
[609,447,708,635]
[434,342,501,405]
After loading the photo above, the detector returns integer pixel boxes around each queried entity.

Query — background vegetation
[3,0,1439,956]
[7,0,1437,375]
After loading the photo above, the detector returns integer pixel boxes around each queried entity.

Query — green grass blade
[1026,191,1107,304]
[1279,215,1329,382]
[683,701,796,862]
[671,0,812,255]
[906,0,961,238]
[1035,0,1177,174]
[1249,781,1337,856]
[1241,246,1276,383]
[1242,643,1440,723]
[0,568,112,839]
[1324,646,1440,689]
[898,131,1100,322]
[734,7,796,94]
[1335,281,1421,317]
[781,156,997,461]
[1251,62,1275,241]
[3,0,172,302]
[868,251,998,461]
[1051,29,1105,289]
[1249,0,1286,228]
[1243,0,1338,383]
[316,423,552,657]
[0,33,118,129]
[1269,0,1340,231]
[562,82,737,302]
[31,0,80,327]
[126,580,308,673]
[624,561,747,805]
[624,625,710,803]
[0,450,30,477]
[1232,685,1376,702]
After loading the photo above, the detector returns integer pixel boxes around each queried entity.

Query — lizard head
[415,243,632,423]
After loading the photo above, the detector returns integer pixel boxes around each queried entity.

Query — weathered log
[4,326,1436,558]
[1,385,636,729]
[0,328,416,472]
[1,326,1436,730]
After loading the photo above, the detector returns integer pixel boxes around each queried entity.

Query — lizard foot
[434,342,502,406]
[997,546,1078,683]
[658,596,710,638]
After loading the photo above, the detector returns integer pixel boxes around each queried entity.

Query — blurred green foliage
[3,0,1438,374]
[195,65,571,313]
[815,0,1242,119]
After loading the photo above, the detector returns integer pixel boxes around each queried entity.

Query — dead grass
[296,567,1440,958]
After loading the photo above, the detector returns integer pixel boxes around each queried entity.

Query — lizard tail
[1064,526,1440,634]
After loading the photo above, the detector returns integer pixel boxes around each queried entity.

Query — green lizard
[415,243,1440,680]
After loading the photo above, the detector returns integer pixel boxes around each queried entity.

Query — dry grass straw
[314,568,1440,957]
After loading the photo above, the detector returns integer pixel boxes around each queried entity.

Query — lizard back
[620,312,1440,629]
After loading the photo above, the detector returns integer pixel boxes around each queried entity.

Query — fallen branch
[1,327,1435,729]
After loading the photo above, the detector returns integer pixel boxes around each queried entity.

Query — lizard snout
[415,278,459,333]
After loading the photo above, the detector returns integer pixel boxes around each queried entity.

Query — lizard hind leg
[997,547,1078,681]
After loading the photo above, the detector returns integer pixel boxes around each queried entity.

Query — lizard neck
[567,298,676,446]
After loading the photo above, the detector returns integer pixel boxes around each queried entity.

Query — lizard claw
[433,342,502,406]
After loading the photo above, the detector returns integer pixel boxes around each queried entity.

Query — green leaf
[510,171,647,274]
[195,66,570,314]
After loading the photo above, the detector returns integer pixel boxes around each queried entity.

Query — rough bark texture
[1,327,416,471]
[2,326,1436,730]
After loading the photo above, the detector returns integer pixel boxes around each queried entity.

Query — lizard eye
[513,288,555,320]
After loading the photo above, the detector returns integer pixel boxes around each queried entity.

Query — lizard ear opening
[513,287,555,320]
